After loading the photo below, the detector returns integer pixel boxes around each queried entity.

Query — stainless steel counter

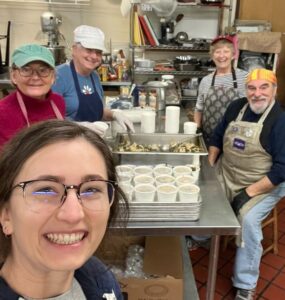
[110,156,241,300]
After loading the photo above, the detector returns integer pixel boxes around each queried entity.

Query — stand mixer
[40,12,66,65]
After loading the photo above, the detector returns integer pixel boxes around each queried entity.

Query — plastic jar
[161,75,179,105]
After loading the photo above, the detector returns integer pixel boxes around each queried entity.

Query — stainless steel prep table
[110,156,241,300]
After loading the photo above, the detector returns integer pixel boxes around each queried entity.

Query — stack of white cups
[141,111,156,133]
[165,106,180,134]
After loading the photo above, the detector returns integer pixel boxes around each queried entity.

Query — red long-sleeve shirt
[0,89,65,148]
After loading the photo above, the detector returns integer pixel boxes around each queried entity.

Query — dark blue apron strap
[70,60,103,122]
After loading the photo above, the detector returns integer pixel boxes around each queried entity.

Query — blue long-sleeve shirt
[210,98,285,185]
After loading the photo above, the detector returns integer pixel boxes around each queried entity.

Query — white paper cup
[157,184,178,202]
[134,166,153,176]
[178,184,200,202]
[183,122,197,134]
[116,165,134,177]
[119,182,134,202]
[141,111,156,133]
[175,175,196,186]
[153,165,172,176]
[134,175,155,186]
[173,166,192,177]
[117,173,132,184]
[187,164,201,181]
[134,184,156,202]
[155,175,176,186]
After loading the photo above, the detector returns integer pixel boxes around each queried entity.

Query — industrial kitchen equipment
[40,12,66,65]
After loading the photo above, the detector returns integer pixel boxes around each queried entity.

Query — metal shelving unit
[134,69,210,76]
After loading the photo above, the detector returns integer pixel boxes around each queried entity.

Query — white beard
[249,98,270,114]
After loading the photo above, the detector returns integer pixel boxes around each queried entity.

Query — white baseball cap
[74,25,107,52]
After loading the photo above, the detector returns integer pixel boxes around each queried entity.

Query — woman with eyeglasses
[52,25,134,136]
[0,119,128,300]
[0,44,65,148]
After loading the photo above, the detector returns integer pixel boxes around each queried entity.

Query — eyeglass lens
[19,66,52,77]
[23,180,114,212]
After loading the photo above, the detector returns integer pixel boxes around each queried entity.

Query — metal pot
[135,59,155,69]
[145,81,167,111]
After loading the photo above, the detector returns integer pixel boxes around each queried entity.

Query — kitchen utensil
[126,126,134,144]
[128,83,136,98]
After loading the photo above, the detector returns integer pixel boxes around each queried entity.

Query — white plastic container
[134,184,156,202]
[141,111,156,133]
[157,184,178,202]
[165,106,180,134]
[178,184,200,203]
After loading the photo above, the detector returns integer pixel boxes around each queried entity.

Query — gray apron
[202,68,239,146]
[221,100,275,203]
[220,101,275,246]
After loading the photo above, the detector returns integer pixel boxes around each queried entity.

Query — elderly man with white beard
[208,68,285,300]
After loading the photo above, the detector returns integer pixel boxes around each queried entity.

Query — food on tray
[116,137,203,153]
[155,175,175,185]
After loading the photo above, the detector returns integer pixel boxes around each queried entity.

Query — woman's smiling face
[10,61,55,100]
[2,138,110,275]
[212,45,234,72]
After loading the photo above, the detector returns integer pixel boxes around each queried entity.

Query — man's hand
[112,110,135,133]
[231,189,252,216]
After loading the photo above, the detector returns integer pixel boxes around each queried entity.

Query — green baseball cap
[12,44,55,68]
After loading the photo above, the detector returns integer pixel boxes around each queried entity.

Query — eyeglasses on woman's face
[15,65,53,78]
[11,179,116,213]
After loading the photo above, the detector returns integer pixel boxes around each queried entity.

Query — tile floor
[189,200,285,300]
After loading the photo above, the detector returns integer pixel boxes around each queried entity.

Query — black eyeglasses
[12,179,117,213]
[16,66,53,78]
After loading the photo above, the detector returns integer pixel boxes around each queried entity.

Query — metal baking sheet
[112,133,208,156]
[119,196,202,221]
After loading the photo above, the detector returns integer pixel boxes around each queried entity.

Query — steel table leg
[206,235,220,300]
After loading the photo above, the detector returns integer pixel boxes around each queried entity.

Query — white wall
[0,0,130,61]
[0,0,235,63]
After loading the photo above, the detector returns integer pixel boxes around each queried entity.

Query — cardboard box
[118,236,184,300]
